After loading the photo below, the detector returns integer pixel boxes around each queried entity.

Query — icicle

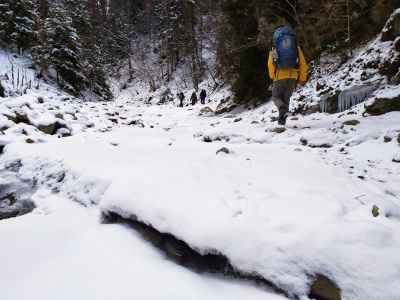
[319,93,330,112]
[338,85,377,112]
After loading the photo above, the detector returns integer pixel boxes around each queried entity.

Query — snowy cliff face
[294,8,400,115]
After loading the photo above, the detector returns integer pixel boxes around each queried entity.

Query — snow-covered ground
[1,23,400,299]
[1,83,399,299]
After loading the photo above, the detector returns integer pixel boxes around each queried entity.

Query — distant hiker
[190,92,197,105]
[268,27,307,125]
[199,89,206,104]
[178,92,184,107]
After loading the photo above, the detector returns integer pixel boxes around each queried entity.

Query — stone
[216,147,229,155]
[198,107,213,117]
[341,120,360,126]
[383,136,392,143]
[372,205,379,217]
[55,113,64,120]
[38,123,57,135]
[272,127,286,133]
[3,113,17,123]
[15,111,30,124]
[381,9,400,42]
[309,274,341,300]
[364,96,400,116]
[215,97,238,115]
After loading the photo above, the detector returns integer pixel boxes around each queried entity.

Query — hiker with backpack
[178,92,184,107]
[190,91,197,105]
[199,89,206,104]
[268,27,307,125]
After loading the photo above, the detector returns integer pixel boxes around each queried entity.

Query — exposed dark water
[0,169,35,220]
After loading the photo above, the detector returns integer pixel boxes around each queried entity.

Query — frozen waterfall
[319,84,377,113]
[338,84,377,112]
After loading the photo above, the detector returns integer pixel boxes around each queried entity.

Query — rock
[384,136,392,143]
[55,113,64,120]
[272,127,286,133]
[215,97,238,115]
[341,120,360,126]
[127,119,145,128]
[381,9,400,42]
[309,274,341,300]
[372,205,379,217]
[198,107,214,117]
[364,95,400,115]
[15,111,30,124]
[309,143,332,148]
[270,116,278,122]
[251,120,259,124]
[56,128,71,137]
[234,117,242,122]
[38,123,57,135]
[393,155,400,163]
[380,10,400,82]
[305,104,320,115]
[216,147,229,155]
[3,113,17,123]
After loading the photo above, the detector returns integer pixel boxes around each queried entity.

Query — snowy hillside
[1,14,400,300]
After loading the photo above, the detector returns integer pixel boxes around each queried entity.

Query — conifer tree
[0,0,37,53]
[64,0,113,100]
[32,0,86,95]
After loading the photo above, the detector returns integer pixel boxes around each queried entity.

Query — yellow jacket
[268,46,307,82]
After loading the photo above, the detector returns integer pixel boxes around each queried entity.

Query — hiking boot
[278,109,289,125]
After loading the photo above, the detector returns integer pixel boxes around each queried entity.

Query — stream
[0,168,35,220]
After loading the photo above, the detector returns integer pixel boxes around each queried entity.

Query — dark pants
[271,78,296,113]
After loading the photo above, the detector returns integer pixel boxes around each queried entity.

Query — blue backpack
[271,27,299,70]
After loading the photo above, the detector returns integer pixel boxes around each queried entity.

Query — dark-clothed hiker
[178,92,184,107]
[200,89,206,104]
[190,92,197,105]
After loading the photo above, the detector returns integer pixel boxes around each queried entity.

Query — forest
[0,0,397,102]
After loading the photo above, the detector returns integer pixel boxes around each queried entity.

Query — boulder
[37,120,67,135]
[15,111,30,124]
[2,113,17,123]
[381,9,400,42]
[215,97,238,115]
[38,123,57,135]
[364,95,400,115]
[198,107,214,117]
[309,274,341,300]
